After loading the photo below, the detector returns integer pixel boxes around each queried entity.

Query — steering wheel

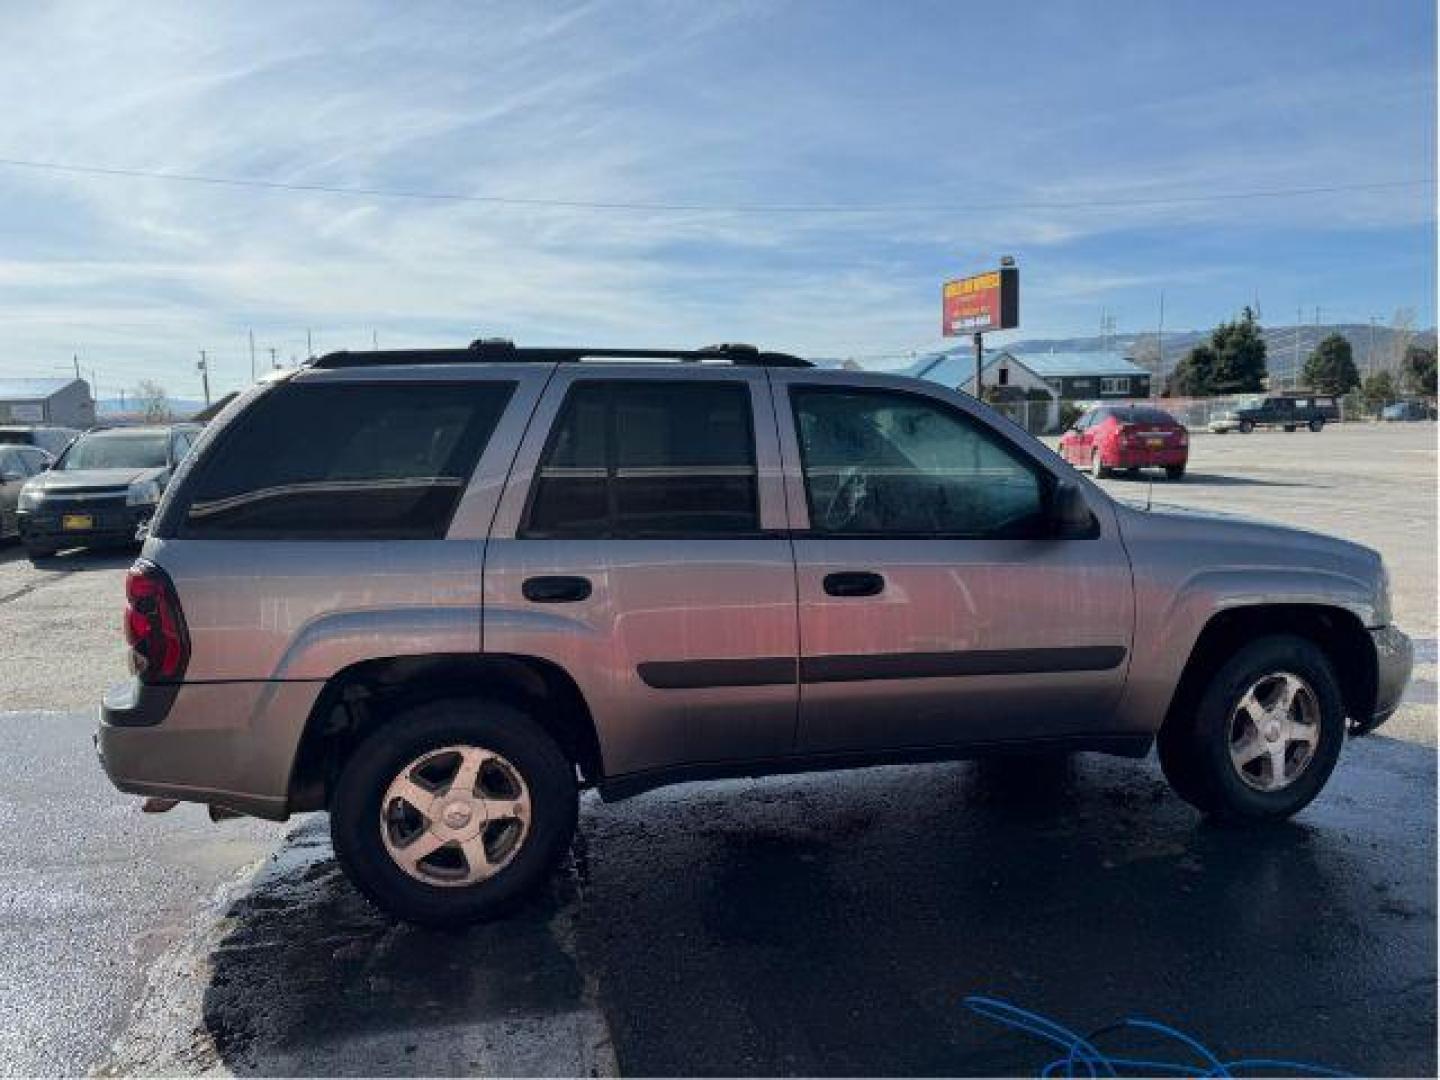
[821,466,867,530]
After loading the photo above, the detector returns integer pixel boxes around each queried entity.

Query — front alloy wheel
[1157,634,1344,822]
[1226,672,1321,792]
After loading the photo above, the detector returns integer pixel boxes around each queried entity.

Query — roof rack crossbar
[309,341,812,370]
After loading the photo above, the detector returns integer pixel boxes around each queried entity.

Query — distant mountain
[1008,323,1436,383]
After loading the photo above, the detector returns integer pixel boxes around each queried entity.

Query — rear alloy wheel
[1158,635,1343,822]
[1308,418,1325,432]
[1090,450,1109,479]
[330,699,577,926]
[1165,465,1186,480]
[1239,419,1254,434]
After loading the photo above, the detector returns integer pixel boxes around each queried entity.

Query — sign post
[942,260,1019,397]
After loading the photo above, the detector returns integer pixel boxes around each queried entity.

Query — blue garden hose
[963,995,1350,1078]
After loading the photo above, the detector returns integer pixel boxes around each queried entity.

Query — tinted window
[180,381,513,540]
[792,387,1046,537]
[15,446,49,474]
[60,431,168,470]
[1110,407,1177,425]
[0,448,22,478]
[525,380,759,537]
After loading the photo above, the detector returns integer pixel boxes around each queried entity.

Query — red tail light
[1118,423,1140,447]
[124,560,189,683]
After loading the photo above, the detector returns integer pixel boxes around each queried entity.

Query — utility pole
[197,350,212,407]
[372,329,379,351]
[1155,291,1165,399]
[1294,307,1303,390]
[1367,316,1377,377]
[973,332,983,398]
[268,347,279,371]
[306,328,314,359]
[249,329,257,382]
[73,355,81,379]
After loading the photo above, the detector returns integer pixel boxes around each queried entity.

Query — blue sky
[0,0,1433,397]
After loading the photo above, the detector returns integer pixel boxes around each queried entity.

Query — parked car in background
[1059,404,1189,479]
[1381,400,1436,422]
[1209,393,1339,433]
[97,341,1408,926]
[0,443,53,541]
[0,424,80,457]
[16,423,200,560]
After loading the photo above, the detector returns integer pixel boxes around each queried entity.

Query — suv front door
[771,374,1135,754]
[484,367,799,779]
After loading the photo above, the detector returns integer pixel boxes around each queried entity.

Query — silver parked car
[97,341,1412,926]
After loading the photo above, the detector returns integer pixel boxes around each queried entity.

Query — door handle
[522,576,592,603]
[823,571,885,598]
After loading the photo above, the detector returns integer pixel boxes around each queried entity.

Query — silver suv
[97,341,1412,926]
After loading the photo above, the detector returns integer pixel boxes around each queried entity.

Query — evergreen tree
[1302,334,1361,395]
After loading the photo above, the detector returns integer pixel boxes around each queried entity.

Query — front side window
[524,380,759,538]
[179,381,513,539]
[60,432,169,471]
[791,386,1046,537]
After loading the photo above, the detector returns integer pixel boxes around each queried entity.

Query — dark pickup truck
[1209,394,1340,433]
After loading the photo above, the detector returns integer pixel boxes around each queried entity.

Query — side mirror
[1050,480,1093,537]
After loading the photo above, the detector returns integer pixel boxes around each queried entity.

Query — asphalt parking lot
[0,422,1433,1076]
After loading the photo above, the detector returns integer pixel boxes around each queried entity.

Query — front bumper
[18,504,151,547]
[1208,419,1241,432]
[1362,625,1413,733]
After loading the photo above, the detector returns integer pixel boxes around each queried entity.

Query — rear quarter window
[173,380,514,540]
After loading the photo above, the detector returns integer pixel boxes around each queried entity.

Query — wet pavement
[88,731,1434,1077]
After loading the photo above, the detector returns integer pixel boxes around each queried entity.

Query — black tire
[1308,418,1324,432]
[1090,450,1109,479]
[1238,420,1254,434]
[330,698,578,927]
[1283,425,1296,432]
[1157,635,1344,822]
[1165,465,1186,480]
[24,543,57,562]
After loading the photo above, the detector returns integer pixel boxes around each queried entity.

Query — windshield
[59,432,168,471]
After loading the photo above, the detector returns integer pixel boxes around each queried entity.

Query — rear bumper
[1106,448,1188,468]
[96,677,326,821]
[1367,625,1413,730]
[17,506,150,547]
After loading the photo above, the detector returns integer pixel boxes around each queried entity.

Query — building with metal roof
[0,378,96,427]
[911,349,1152,402]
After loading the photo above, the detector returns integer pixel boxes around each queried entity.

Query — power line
[0,155,1432,215]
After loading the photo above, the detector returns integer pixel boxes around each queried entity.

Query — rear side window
[178,381,513,540]
[523,380,759,538]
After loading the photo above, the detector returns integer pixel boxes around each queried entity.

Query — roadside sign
[942,265,1019,336]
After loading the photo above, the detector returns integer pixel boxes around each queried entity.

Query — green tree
[1302,333,1361,395]
[1401,344,1437,397]
[1360,370,1397,413]
[1168,343,1218,396]
[1167,307,1267,396]
[1207,306,1268,393]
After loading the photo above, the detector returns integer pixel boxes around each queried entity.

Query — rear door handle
[522,576,592,603]
[823,571,885,598]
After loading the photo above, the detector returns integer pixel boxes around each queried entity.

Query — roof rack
[309,339,812,370]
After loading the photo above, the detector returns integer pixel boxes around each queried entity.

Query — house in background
[910,350,1060,433]
[1019,351,1153,400]
[0,378,96,428]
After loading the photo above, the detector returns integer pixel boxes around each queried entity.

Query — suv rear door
[484,366,799,779]
[770,373,1134,754]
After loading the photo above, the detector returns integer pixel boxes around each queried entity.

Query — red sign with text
[942,266,1019,336]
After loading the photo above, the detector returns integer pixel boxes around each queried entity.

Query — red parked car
[1059,405,1189,480]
